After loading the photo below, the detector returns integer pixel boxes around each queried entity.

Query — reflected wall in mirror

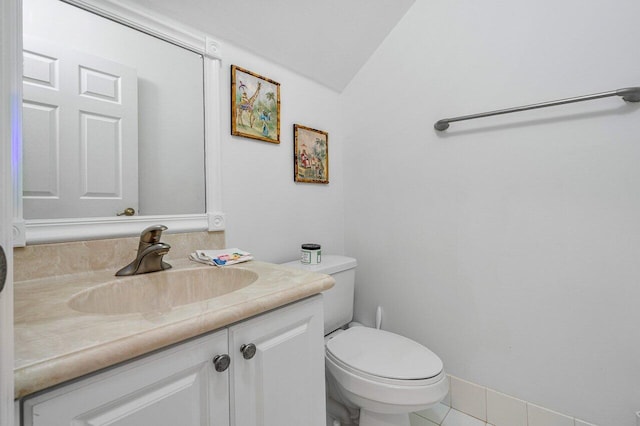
[22,0,206,220]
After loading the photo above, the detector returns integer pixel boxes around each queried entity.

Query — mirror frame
[12,0,225,246]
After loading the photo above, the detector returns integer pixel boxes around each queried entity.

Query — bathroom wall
[341,1,640,425]
[218,42,345,263]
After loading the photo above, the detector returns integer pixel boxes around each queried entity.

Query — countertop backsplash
[13,231,225,282]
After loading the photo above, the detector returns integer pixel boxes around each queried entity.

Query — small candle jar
[300,243,321,265]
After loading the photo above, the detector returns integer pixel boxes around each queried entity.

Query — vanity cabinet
[21,295,325,426]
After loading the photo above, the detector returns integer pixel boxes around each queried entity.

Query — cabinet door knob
[212,354,231,372]
[240,343,257,360]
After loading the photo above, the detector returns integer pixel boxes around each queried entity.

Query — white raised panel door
[22,36,139,219]
[23,329,230,426]
[229,295,326,426]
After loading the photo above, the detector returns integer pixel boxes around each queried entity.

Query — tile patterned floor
[411,404,488,426]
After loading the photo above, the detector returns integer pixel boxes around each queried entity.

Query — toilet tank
[281,255,357,335]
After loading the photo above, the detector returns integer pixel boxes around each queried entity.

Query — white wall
[341,1,640,425]
[219,42,345,263]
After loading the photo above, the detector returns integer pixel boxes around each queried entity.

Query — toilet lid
[325,327,443,380]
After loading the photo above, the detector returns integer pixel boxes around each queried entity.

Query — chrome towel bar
[434,87,640,131]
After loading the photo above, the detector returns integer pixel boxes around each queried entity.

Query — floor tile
[441,409,487,426]
[410,413,440,426]
[415,403,451,424]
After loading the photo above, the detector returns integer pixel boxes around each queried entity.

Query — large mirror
[15,0,224,244]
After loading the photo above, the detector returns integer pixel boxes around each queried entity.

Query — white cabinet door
[229,295,326,426]
[23,329,230,426]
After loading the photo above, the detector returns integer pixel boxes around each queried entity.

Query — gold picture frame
[294,124,329,184]
[231,65,281,143]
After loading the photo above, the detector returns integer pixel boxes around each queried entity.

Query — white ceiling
[121,0,416,92]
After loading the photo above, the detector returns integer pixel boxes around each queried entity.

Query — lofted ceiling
[121,0,416,92]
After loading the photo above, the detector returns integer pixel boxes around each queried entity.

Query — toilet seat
[324,327,449,415]
[325,327,443,386]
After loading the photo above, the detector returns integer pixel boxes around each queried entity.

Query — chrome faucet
[116,225,172,276]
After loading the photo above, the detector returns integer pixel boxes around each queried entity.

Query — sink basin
[68,267,258,315]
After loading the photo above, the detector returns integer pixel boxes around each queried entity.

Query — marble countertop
[14,259,334,399]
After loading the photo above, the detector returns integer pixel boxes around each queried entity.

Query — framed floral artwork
[294,124,328,184]
[231,65,280,143]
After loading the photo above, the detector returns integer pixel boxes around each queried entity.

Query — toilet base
[359,409,410,426]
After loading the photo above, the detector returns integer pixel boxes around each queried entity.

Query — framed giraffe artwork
[231,65,281,144]
[293,124,329,184]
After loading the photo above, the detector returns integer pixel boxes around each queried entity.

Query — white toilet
[282,255,448,426]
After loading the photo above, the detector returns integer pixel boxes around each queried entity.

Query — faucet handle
[139,242,171,257]
[140,224,168,244]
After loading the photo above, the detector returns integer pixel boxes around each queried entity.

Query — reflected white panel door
[22,37,138,219]
[229,296,326,426]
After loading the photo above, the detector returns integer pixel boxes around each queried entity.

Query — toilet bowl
[281,255,448,426]
[325,326,447,425]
